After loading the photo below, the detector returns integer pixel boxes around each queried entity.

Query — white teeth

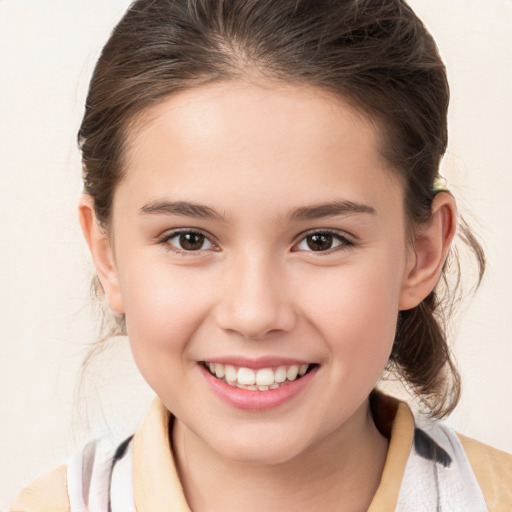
[286,365,299,381]
[214,363,225,379]
[237,367,256,385]
[225,365,237,382]
[256,368,275,386]
[274,366,287,383]
[237,384,258,390]
[205,362,313,389]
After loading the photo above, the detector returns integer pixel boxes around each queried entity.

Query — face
[103,82,416,464]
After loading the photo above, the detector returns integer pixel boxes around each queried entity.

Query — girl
[11,0,511,511]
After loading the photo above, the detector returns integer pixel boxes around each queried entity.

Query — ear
[78,195,125,315]
[399,192,457,310]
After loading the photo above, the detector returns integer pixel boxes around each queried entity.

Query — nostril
[215,306,297,340]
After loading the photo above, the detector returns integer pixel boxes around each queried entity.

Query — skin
[80,81,456,511]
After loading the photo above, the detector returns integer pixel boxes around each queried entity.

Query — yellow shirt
[10,393,512,512]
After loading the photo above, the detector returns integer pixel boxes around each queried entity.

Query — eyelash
[158,228,354,255]
[158,229,217,255]
[293,229,354,255]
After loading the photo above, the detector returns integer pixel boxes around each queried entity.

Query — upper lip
[200,356,317,369]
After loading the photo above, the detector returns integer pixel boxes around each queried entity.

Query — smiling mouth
[201,362,318,391]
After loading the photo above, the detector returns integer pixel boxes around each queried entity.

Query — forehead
[118,81,401,218]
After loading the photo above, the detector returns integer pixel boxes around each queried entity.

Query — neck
[172,399,388,512]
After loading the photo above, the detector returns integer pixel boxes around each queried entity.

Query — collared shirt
[11,393,512,512]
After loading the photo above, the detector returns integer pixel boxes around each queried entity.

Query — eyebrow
[140,200,226,221]
[139,199,376,222]
[288,201,376,221]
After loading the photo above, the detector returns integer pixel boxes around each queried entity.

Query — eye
[162,230,215,252]
[294,231,352,253]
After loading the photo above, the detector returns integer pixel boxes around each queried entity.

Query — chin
[210,428,308,466]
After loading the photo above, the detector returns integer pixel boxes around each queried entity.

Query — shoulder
[389,405,512,512]
[10,435,135,512]
[457,433,512,512]
[10,465,70,512]
[372,392,512,511]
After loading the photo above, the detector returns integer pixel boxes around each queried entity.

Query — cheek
[118,261,213,376]
[296,261,400,371]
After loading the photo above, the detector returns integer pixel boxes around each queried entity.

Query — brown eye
[179,232,205,250]
[306,233,335,251]
[165,231,214,252]
[295,231,351,253]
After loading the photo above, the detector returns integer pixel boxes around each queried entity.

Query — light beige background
[1,0,511,507]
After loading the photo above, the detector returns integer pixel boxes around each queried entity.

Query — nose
[214,252,296,340]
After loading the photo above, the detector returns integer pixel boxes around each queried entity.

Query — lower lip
[199,364,319,411]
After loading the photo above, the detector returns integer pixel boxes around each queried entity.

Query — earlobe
[78,195,125,315]
[399,192,457,310]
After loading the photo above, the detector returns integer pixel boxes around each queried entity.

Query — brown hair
[79,0,485,418]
